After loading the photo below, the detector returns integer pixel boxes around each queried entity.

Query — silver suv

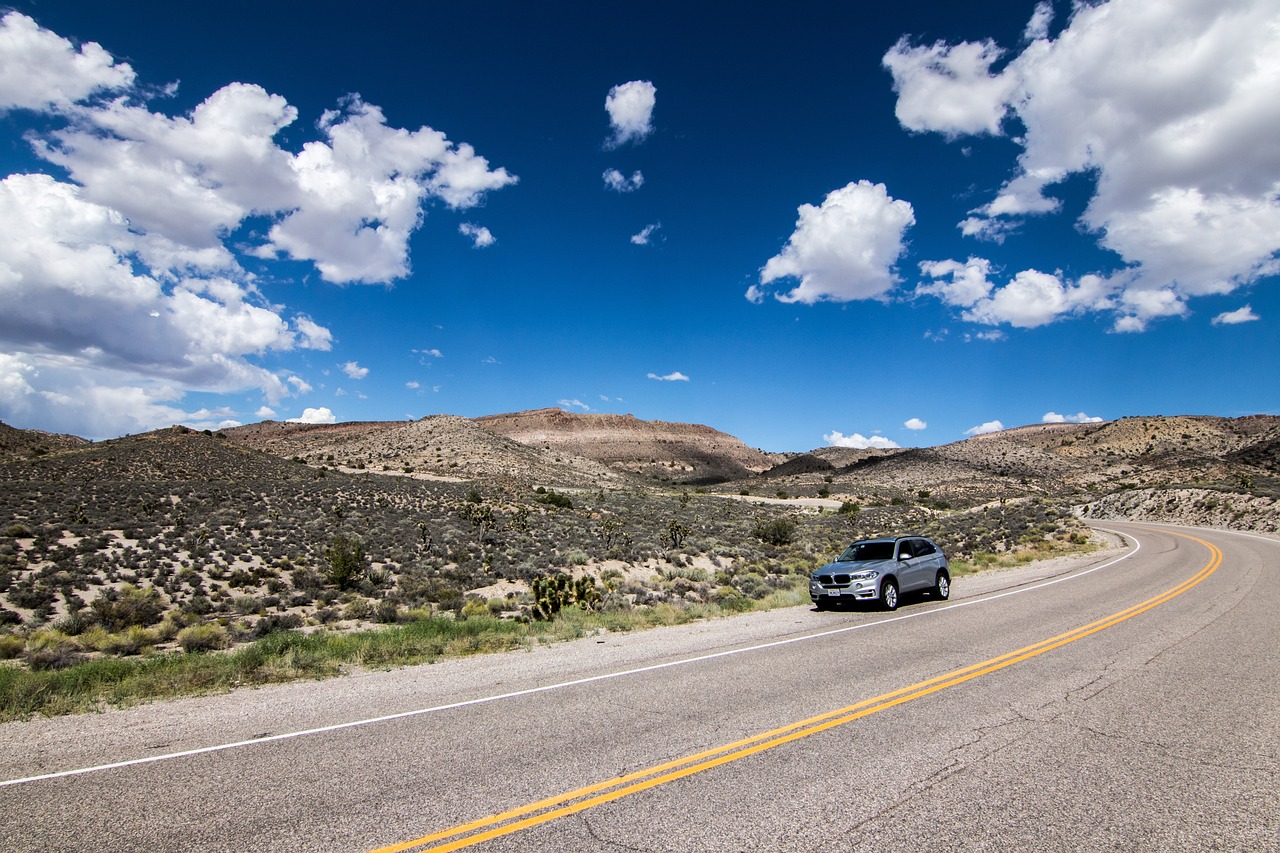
[810,536,950,611]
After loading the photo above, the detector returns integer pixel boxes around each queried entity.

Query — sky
[1,0,1277,452]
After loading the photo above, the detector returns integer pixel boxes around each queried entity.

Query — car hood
[815,558,897,575]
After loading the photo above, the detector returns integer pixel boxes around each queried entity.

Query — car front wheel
[935,572,950,600]
[881,579,899,611]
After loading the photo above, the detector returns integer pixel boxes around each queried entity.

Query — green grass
[0,579,811,722]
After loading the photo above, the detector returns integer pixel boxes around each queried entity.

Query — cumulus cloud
[0,13,515,438]
[904,418,927,430]
[631,223,660,245]
[964,420,1005,436]
[824,431,900,450]
[255,406,277,419]
[459,222,496,248]
[603,169,644,192]
[887,0,1280,331]
[1043,411,1104,424]
[750,181,915,304]
[605,80,656,148]
[0,11,135,110]
[1212,305,1259,325]
[341,361,369,380]
[647,371,689,382]
[287,407,336,424]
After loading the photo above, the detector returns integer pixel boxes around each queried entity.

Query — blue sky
[1,0,1277,451]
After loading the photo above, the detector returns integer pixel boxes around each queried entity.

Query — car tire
[814,599,828,611]
[881,579,899,611]
[934,572,950,601]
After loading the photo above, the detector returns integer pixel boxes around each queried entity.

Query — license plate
[827,589,841,597]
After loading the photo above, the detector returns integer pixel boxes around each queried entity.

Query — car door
[895,539,925,591]
[911,538,941,590]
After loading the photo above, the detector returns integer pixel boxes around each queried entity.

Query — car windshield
[837,541,895,562]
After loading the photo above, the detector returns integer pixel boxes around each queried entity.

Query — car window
[838,541,895,561]
[913,539,936,556]
[897,540,914,559]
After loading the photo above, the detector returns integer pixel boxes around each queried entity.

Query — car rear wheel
[934,572,950,600]
[881,579,899,611]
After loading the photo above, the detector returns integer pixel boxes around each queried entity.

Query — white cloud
[824,431,900,450]
[0,12,135,110]
[293,316,333,351]
[631,223,660,245]
[919,260,1115,329]
[603,169,644,192]
[751,181,915,304]
[0,14,514,439]
[287,407,337,424]
[887,0,1280,331]
[459,222,495,248]
[1043,411,1104,424]
[1023,2,1055,42]
[341,361,368,380]
[255,406,277,419]
[965,420,1005,436]
[1212,305,1260,326]
[904,418,927,430]
[647,371,689,382]
[558,399,589,411]
[605,80,656,148]
[883,37,1016,138]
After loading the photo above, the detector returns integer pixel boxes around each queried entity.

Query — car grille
[816,573,851,586]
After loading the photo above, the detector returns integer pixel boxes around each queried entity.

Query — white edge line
[1,530,1143,789]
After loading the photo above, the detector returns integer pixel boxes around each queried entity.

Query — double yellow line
[372,531,1221,853]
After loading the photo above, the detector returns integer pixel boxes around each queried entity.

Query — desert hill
[475,408,779,483]
[0,421,89,463]
[752,415,1280,510]
[223,415,630,487]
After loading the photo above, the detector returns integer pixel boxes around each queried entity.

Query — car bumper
[811,584,879,602]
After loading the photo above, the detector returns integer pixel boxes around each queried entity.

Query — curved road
[1,522,1276,851]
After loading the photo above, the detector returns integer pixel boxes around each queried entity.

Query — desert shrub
[733,572,770,599]
[324,535,367,590]
[0,631,24,660]
[177,623,229,653]
[662,564,708,583]
[89,584,166,631]
[753,516,797,546]
[375,600,400,623]
[343,598,373,621]
[711,589,753,612]
[23,630,86,670]
[232,596,262,616]
[534,489,573,509]
[459,598,489,620]
[94,626,159,656]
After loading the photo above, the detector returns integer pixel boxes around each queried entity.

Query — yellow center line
[371,530,1221,853]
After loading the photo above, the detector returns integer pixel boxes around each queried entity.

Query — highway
[1,522,1276,851]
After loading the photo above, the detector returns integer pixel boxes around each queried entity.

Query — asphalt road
[1,522,1277,852]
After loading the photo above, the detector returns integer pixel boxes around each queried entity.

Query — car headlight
[849,570,879,581]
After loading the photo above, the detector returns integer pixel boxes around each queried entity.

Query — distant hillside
[223,415,631,488]
[476,408,779,483]
[0,421,90,463]
[750,415,1280,509]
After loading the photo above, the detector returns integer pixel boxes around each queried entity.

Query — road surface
[1,521,1276,851]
